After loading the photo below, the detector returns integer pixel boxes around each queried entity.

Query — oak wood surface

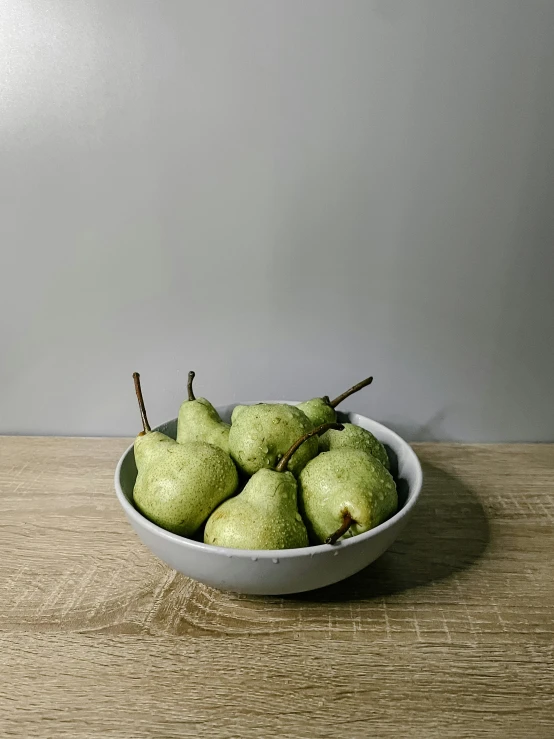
[0,437,552,737]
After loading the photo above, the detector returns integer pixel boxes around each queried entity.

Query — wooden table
[0,438,552,738]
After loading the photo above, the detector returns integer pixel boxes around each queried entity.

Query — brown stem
[133,372,151,435]
[330,375,373,409]
[187,371,196,401]
[325,511,354,544]
[275,422,344,473]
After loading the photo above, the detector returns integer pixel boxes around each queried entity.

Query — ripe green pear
[131,373,238,538]
[134,437,238,537]
[205,422,343,550]
[297,375,374,428]
[318,423,390,470]
[204,468,308,549]
[296,397,337,427]
[177,371,230,453]
[298,448,397,544]
[230,404,248,424]
[229,403,317,477]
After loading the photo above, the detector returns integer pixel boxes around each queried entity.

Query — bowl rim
[114,404,423,559]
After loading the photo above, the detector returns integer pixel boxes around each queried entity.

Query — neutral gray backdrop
[1,0,553,441]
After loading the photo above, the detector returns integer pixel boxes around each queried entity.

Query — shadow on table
[286,461,490,603]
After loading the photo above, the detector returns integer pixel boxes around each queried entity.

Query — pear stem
[325,511,354,545]
[133,372,151,435]
[275,422,344,473]
[187,371,196,401]
[329,375,373,409]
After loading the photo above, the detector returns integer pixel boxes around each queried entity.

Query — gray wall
[1,0,553,441]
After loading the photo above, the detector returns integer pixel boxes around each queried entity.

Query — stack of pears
[130,370,398,549]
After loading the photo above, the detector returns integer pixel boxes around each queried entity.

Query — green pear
[230,404,248,425]
[318,423,390,470]
[204,468,307,550]
[229,403,317,477]
[205,422,343,549]
[297,375,374,427]
[295,397,337,427]
[176,371,230,453]
[131,373,238,537]
[298,448,397,544]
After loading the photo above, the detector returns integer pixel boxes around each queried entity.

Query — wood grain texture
[0,437,553,737]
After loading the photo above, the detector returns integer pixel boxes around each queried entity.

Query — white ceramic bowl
[114,403,423,595]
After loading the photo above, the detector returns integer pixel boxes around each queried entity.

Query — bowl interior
[118,402,420,550]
